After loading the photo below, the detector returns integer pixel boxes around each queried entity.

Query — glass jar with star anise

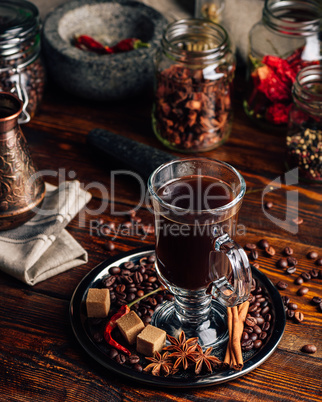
[152,18,235,153]
[244,0,322,130]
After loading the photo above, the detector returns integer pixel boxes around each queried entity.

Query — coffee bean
[137,290,144,297]
[110,349,119,359]
[263,322,271,333]
[261,306,270,315]
[248,304,258,313]
[243,341,254,351]
[128,355,140,364]
[256,316,265,325]
[294,311,304,323]
[103,276,116,287]
[286,266,297,275]
[245,316,257,327]
[248,294,255,303]
[92,331,104,343]
[265,313,272,322]
[241,339,253,348]
[292,217,303,225]
[124,261,135,270]
[281,295,290,305]
[250,249,259,260]
[242,331,249,340]
[126,293,136,302]
[287,310,295,319]
[245,243,257,250]
[265,246,276,257]
[301,344,317,354]
[310,269,319,278]
[244,326,254,334]
[276,281,288,290]
[315,258,322,266]
[276,258,288,269]
[311,296,322,305]
[249,332,258,341]
[319,302,322,313]
[301,272,311,282]
[258,239,269,249]
[287,257,298,266]
[307,251,318,260]
[283,247,293,256]
[110,266,121,275]
[288,302,298,310]
[254,339,263,349]
[294,276,304,285]
[116,354,126,364]
[264,201,273,210]
[134,363,143,372]
[253,325,262,334]
[259,332,267,340]
[297,286,309,296]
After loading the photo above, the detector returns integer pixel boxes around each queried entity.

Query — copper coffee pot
[0,92,45,230]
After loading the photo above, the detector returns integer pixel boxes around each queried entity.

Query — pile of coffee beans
[241,278,272,352]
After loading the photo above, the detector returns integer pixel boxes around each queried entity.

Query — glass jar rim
[148,157,246,214]
[263,0,321,37]
[162,18,231,63]
[293,65,322,115]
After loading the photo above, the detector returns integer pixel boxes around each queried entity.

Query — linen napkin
[0,180,91,286]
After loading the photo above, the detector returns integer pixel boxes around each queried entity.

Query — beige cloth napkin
[0,181,91,285]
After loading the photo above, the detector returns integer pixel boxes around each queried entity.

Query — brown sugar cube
[86,288,110,318]
[136,324,166,356]
[116,311,145,345]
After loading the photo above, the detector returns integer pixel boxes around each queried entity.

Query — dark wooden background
[0,74,321,402]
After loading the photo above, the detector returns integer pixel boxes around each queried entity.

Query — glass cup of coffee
[148,157,251,348]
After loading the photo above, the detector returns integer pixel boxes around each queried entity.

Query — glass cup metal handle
[211,233,252,307]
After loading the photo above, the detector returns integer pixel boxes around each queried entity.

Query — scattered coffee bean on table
[283,247,293,256]
[301,272,311,282]
[307,251,318,260]
[287,257,298,266]
[301,344,317,354]
[286,266,297,275]
[245,243,257,250]
[315,258,322,266]
[294,276,304,285]
[258,239,269,250]
[297,287,309,296]
[250,250,259,260]
[311,296,322,305]
[276,258,288,269]
[265,246,276,257]
[264,201,273,210]
[276,281,288,290]
[105,241,115,251]
[294,311,304,323]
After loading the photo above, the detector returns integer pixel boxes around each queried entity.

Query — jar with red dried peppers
[152,19,235,153]
[287,66,322,183]
[0,0,46,124]
[244,0,321,129]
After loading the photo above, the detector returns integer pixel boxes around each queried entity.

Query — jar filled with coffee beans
[0,0,46,123]
[287,65,322,183]
[152,18,235,153]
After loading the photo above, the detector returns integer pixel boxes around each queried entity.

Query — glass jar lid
[0,0,40,58]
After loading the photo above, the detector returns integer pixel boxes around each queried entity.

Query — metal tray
[70,246,286,388]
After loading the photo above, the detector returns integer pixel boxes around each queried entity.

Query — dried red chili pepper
[104,304,131,355]
[111,38,150,53]
[74,35,149,55]
[74,35,112,54]
[103,286,164,355]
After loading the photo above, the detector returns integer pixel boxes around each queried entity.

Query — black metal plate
[70,246,286,388]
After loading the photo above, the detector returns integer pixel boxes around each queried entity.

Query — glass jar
[152,18,235,153]
[287,66,322,183]
[0,0,46,124]
[244,0,321,129]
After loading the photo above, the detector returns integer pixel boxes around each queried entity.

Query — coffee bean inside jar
[152,18,235,152]
[0,1,46,123]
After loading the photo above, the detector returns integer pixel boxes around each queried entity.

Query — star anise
[164,330,198,352]
[192,344,222,375]
[143,351,173,377]
[164,331,199,371]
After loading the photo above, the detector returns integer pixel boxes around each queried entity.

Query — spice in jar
[153,19,235,153]
[244,0,321,128]
[0,0,46,123]
[286,65,322,183]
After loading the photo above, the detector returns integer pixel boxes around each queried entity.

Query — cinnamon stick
[223,306,233,368]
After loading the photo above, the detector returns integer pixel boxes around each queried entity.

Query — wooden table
[1,77,321,402]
